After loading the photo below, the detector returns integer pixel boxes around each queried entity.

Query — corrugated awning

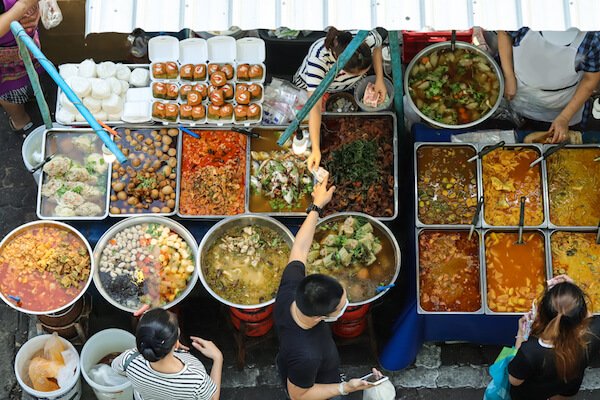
[85,0,600,35]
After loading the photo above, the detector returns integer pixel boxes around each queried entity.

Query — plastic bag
[451,129,517,144]
[262,78,308,125]
[483,347,517,400]
[28,333,77,392]
[362,380,396,400]
[39,0,63,30]
[89,364,130,387]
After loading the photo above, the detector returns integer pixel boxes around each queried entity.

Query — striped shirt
[112,349,217,400]
[293,30,383,93]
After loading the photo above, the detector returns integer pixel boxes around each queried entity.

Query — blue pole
[277,30,370,146]
[388,31,405,138]
[10,21,127,164]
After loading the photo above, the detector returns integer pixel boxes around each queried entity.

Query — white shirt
[112,349,217,400]
[293,30,383,93]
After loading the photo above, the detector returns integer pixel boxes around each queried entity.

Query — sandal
[8,117,33,135]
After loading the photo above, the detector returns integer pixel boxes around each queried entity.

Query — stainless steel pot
[93,216,198,313]
[313,212,401,306]
[197,214,295,309]
[404,41,504,129]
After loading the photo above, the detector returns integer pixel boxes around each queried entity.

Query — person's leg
[0,99,31,130]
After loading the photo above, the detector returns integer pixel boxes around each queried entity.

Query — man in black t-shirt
[274,174,380,400]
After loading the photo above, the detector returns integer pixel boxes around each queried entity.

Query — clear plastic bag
[362,380,396,400]
[39,0,63,30]
[451,129,517,144]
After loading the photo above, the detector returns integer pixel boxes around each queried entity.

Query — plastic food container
[236,37,266,84]
[149,36,180,82]
[179,38,208,83]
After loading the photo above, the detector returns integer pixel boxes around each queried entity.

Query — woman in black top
[509,276,600,400]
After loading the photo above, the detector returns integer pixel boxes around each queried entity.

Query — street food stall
[4,0,600,396]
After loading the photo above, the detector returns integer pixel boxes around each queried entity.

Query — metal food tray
[55,64,151,126]
[414,142,481,229]
[415,228,485,315]
[37,128,110,220]
[543,144,600,231]
[108,125,180,218]
[545,229,600,315]
[321,112,399,221]
[479,143,548,229]
[481,229,551,316]
[245,126,310,217]
[176,128,249,219]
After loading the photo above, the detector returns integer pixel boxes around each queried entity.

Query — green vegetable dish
[408,47,500,125]
[307,216,396,303]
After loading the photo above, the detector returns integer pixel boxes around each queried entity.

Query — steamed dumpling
[97,61,117,79]
[129,68,149,87]
[59,64,79,79]
[75,112,86,122]
[92,111,108,121]
[108,112,122,121]
[60,92,78,113]
[69,76,92,97]
[91,80,111,100]
[106,77,122,95]
[119,80,129,94]
[78,59,96,78]
[115,64,131,81]
[101,93,123,115]
[83,97,102,113]
[56,108,75,124]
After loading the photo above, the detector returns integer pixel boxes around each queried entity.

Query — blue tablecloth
[379,124,600,371]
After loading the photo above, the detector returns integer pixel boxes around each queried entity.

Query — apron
[510,30,586,125]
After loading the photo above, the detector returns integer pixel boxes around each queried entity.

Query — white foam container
[122,101,152,124]
[179,38,208,83]
[233,103,262,126]
[151,81,180,102]
[149,36,180,82]
[236,37,266,83]
[15,334,81,400]
[179,104,207,126]
[80,329,135,400]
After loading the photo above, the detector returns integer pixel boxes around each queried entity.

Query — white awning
[85,0,600,35]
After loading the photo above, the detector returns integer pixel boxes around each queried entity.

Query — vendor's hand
[547,274,575,289]
[311,173,335,209]
[517,315,528,338]
[16,0,37,14]
[175,341,190,352]
[133,304,150,318]
[548,116,569,143]
[307,149,321,173]
[190,336,222,361]
[344,378,371,393]
[19,4,39,34]
[504,75,517,101]
[374,78,388,105]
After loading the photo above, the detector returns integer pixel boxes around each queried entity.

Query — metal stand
[36,295,93,346]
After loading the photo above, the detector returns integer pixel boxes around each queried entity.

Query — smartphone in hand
[360,372,389,386]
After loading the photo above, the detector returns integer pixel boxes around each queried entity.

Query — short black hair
[136,308,179,362]
[295,274,344,317]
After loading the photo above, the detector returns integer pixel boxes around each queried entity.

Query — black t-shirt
[509,316,600,400]
[274,260,341,389]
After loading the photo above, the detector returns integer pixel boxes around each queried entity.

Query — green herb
[85,162,96,175]
[137,177,156,189]
[327,139,380,190]
[72,185,83,194]
[56,185,68,197]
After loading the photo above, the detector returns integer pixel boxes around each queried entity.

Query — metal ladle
[29,153,55,173]
[529,140,569,168]
[468,196,483,240]
[516,197,526,245]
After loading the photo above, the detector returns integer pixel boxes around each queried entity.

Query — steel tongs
[467,141,505,163]
[231,127,260,139]
[529,140,569,168]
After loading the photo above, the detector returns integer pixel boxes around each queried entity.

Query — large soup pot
[93,216,198,313]
[198,215,295,309]
[314,212,401,307]
[404,41,504,129]
[0,220,94,315]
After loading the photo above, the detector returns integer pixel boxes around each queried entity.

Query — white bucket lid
[207,36,236,63]
[236,38,266,63]
[179,38,208,65]
[149,36,179,62]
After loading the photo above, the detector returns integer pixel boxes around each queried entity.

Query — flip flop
[592,98,600,120]
[8,117,33,134]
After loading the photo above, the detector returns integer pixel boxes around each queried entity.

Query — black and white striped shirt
[112,349,217,400]
[293,30,383,93]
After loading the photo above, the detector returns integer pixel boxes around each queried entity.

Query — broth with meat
[417,145,478,225]
[419,230,481,312]
[485,231,546,313]
[408,47,500,125]
[307,216,396,303]
[203,225,290,305]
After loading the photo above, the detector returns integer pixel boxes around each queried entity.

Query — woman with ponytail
[508,275,600,400]
[112,308,223,400]
[293,27,387,172]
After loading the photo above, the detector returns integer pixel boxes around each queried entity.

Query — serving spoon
[529,140,569,168]
[468,196,483,240]
[516,197,526,245]
[467,141,505,163]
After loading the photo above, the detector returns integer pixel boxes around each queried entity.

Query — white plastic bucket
[80,329,135,400]
[15,334,81,400]
[21,125,45,185]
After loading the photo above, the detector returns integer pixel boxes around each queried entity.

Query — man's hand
[547,274,575,289]
[504,74,517,101]
[311,173,335,209]
[548,115,569,143]
[307,149,321,173]
[374,78,388,105]
[190,336,223,361]
[133,304,150,318]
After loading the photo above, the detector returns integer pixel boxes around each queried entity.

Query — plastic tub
[15,334,81,400]
[21,124,45,185]
[80,329,135,400]
[354,76,394,112]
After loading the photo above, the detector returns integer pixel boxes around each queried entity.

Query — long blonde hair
[531,282,590,382]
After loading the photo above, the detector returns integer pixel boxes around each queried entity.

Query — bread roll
[97,61,117,79]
